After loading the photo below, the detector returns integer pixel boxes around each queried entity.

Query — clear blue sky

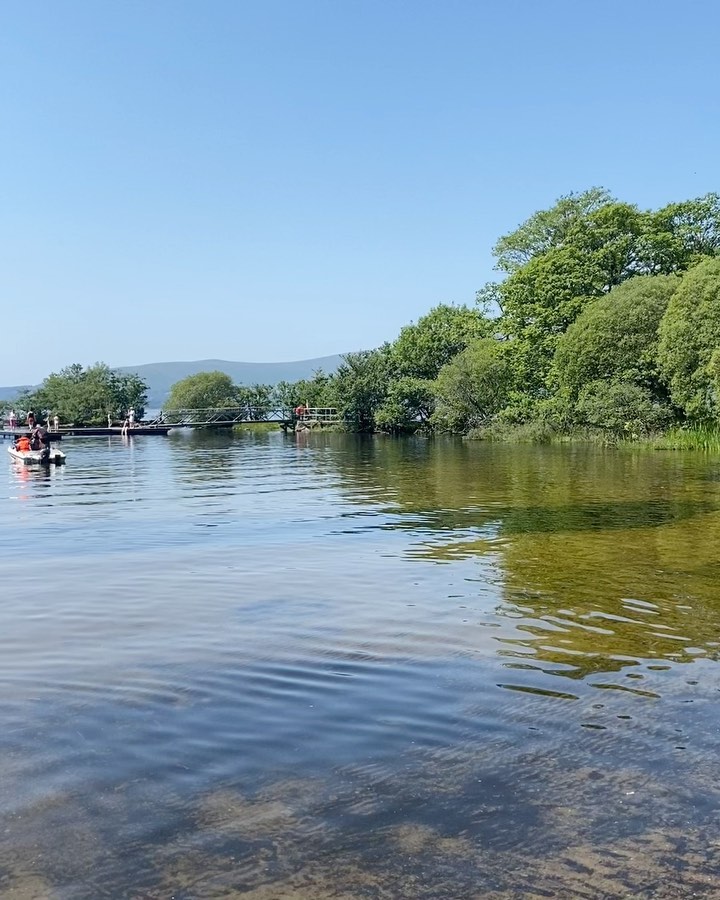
[1,0,717,384]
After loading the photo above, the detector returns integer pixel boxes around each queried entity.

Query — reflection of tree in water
[165,429,283,486]
[323,435,720,676]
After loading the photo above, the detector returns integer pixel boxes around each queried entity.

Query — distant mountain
[0,355,347,407]
[0,384,32,401]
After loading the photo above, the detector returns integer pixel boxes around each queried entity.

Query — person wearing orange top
[15,435,31,452]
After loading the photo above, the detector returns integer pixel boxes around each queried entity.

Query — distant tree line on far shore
[6,188,720,439]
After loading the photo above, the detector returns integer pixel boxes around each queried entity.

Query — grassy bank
[641,426,720,451]
[465,422,720,451]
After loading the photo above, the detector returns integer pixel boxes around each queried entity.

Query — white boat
[8,445,66,465]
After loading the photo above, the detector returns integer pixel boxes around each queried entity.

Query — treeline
[276,188,720,438]
[11,188,720,437]
[10,363,148,426]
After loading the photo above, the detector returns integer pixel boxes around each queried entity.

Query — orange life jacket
[16,437,31,452]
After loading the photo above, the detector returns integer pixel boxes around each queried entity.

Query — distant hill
[0,384,32,402]
[0,355,346,407]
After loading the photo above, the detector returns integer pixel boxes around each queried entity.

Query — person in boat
[31,425,49,451]
[15,434,32,453]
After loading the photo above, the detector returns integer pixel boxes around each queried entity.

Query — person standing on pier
[8,410,17,430]
[53,413,59,431]
[27,411,35,429]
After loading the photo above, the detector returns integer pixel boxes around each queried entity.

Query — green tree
[485,191,720,395]
[237,384,274,420]
[575,380,672,436]
[333,347,394,431]
[19,363,148,425]
[375,377,434,433]
[492,187,613,274]
[391,303,491,381]
[495,245,605,391]
[432,338,514,431]
[657,258,720,421]
[165,371,240,410]
[552,274,680,406]
[647,193,720,272]
[275,370,335,411]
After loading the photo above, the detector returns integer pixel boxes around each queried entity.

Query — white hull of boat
[8,446,66,465]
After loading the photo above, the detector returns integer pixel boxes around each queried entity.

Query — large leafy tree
[657,258,720,421]
[333,346,394,432]
[574,380,672,436]
[165,371,240,410]
[484,190,720,393]
[648,193,720,272]
[374,377,435,433]
[492,187,613,274]
[432,338,515,431]
[19,363,148,426]
[552,274,680,405]
[391,303,492,381]
[236,384,274,420]
[372,303,492,430]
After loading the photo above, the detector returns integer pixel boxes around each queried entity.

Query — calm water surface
[1,431,720,898]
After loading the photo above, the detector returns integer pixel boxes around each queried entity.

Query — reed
[643,426,720,451]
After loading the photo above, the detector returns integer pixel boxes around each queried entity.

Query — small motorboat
[8,445,66,465]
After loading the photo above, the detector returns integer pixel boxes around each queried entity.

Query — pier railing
[296,407,340,422]
[154,407,294,426]
[152,406,341,427]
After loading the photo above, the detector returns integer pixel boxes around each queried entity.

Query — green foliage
[375,377,434,433]
[552,274,679,406]
[648,193,720,271]
[490,191,720,392]
[18,363,148,426]
[391,304,491,380]
[575,380,672,436]
[497,245,605,389]
[644,425,720,451]
[333,347,394,432]
[165,371,240,410]
[432,339,515,432]
[237,384,274,420]
[657,258,720,421]
[275,371,334,410]
[493,187,613,274]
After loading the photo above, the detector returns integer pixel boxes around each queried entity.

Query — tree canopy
[552,274,679,405]
[19,188,720,441]
[18,363,148,426]
[657,258,720,421]
[165,371,240,410]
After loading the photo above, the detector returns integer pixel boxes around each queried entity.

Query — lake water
[1,431,720,899]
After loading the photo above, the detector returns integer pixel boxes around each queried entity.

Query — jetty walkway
[1,408,339,439]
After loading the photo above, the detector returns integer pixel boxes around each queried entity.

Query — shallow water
[1,431,720,898]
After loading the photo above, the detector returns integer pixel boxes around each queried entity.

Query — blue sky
[1,0,717,384]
